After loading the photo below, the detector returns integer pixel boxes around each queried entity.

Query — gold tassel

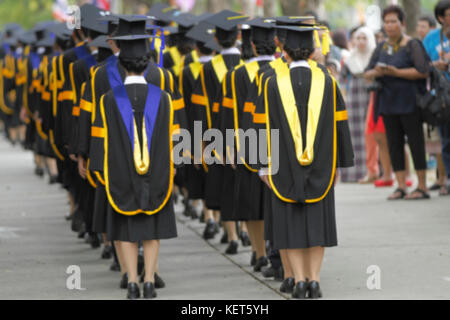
[322,30,331,56]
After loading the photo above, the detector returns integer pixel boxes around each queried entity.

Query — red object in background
[92,0,110,11]
[257,0,263,6]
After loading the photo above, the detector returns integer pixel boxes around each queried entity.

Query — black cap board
[114,15,150,38]
[185,21,215,44]
[98,13,119,35]
[246,17,276,43]
[278,25,320,50]
[88,35,110,49]
[148,3,178,25]
[18,31,37,45]
[48,23,72,40]
[204,10,249,31]
[36,33,55,48]
[116,38,150,59]
[204,38,222,52]
[274,16,316,26]
[80,4,108,34]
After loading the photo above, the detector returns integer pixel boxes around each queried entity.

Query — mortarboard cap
[204,38,222,53]
[48,23,72,40]
[279,25,321,50]
[98,13,119,36]
[186,21,215,44]
[205,10,249,31]
[116,38,151,59]
[148,3,178,26]
[88,35,110,49]
[246,17,276,43]
[18,31,37,45]
[114,15,150,38]
[36,32,55,48]
[80,4,108,34]
[274,16,316,26]
[172,12,198,33]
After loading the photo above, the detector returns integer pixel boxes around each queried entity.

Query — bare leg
[306,247,325,282]
[246,221,258,255]
[213,210,220,223]
[436,154,447,186]
[286,249,307,283]
[120,241,138,283]
[46,157,58,176]
[374,132,393,180]
[114,241,127,277]
[280,249,293,279]
[223,221,238,242]
[247,221,266,259]
[143,240,160,283]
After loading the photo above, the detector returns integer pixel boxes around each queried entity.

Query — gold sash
[275,60,325,166]
[211,55,228,83]
[133,118,150,175]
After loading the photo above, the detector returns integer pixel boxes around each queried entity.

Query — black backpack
[417,65,450,126]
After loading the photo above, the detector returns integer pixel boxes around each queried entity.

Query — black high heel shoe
[127,282,140,300]
[308,281,322,299]
[292,281,309,299]
[280,277,295,294]
[120,273,128,289]
[143,282,157,299]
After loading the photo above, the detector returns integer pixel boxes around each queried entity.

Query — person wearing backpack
[423,0,450,196]
[364,5,431,201]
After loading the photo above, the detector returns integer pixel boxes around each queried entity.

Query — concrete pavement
[0,137,449,300]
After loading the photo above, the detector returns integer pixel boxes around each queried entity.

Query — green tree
[0,0,53,30]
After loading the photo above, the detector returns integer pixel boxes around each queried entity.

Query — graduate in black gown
[219,17,278,271]
[252,26,354,299]
[179,21,220,220]
[190,10,248,250]
[100,21,178,300]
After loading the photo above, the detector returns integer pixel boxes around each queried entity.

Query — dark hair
[382,5,406,23]
[332,30,348,50]
[283,45,314,61]
[305,10,319,22]
[119,53,151,74]
[253,40,276,56]
[176,34,195,55]
[419,14,437,28]
[196,41,213,55]
[435,0,450,23]
[216,28,238,49]
[56,37,74,51]
[240,41,254,61]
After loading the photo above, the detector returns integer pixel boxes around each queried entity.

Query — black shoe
[127,282,140,300]
[220,232,228,244]
[261,266,276,278]
[155,273,165,289]
[203,219,217,240]
[190,208,199,220]
[110,260,121,272]
[280,277,295,294]
[253,256,269,272]
[239,231,251,247]
[89,234,101,249]
[200,212,205,223]
[120,273,128,289]
[225,240,238,255]
[308,281,322,299]
[250,251,256,266]
[143,282,157,299]
[101,245,113,259]
[77,230,86,239]
[65,213,72,221]
[35,167,44,177]
[49,175,58,184]
[292,281,309,299]
[71,213,83,232]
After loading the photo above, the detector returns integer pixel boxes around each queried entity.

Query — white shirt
[248,55,275,63]
[124,75,147,85]
[114,51,120,57]
[199,55,213,64]
[289,60,310,70]
[220,47,241,55]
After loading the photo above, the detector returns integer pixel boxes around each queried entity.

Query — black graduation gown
[102,83,177,242]
[253,64,354,249]
[190,52,242,210]
[179,59,207,199]
[220,59,275,222]
[80,58,184,234]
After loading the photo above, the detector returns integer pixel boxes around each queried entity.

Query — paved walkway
[0,137,449,299]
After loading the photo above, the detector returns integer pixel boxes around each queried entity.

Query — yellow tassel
[322,30,331,56]
[314,30,321,49]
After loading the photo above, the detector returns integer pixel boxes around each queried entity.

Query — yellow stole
[275,60,325,166]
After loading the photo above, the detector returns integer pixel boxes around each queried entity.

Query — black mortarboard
[18,31,37,45]
[148,3,178,26]
[246,17,276,43]
[172,12,198,34]
[80,4,108,34]
[114,15,149,38]
[205,10,249,31]
[279,25,320,50]
[240,24,252,43]
[98,13,119,36]
[274,16,316,26]
[48,23,72,40]
[116,38,150,59]
[36,32,55,48]
[186,21,215,44]
[88,35,110,49]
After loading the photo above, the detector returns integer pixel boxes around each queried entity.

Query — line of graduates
[0,3,354,300]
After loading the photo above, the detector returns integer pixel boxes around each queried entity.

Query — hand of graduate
[20,107,28,123]
[69,154,77,162]
[259,175,272,190]
[77,157,87,179]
